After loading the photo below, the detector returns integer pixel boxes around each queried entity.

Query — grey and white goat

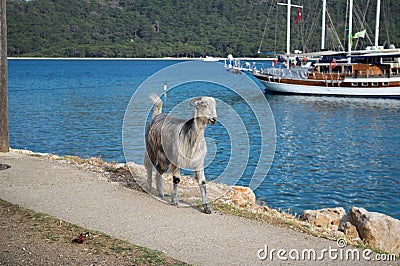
[144,94,217,214]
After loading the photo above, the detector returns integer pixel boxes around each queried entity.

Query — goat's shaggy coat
[144,95,217,214]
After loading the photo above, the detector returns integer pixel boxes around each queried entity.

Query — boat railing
[320,72,343,81]
[310,71,343,80]
[263,67,309,80]
[343,68,400,78]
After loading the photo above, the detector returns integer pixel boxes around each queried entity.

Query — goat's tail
[150,94,163,118]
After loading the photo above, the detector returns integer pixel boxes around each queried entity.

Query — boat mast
[321,0,326,50]
[375,0,381,47]
[278,0,303,69]
[347,0,353,62]
[286,0,291,58]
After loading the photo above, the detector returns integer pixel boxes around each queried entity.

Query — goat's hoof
[204,204,212,214]
[158,193,165,199]
[171,200,178,206]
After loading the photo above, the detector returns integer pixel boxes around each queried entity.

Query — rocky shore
[300,207,400,255]
[9,148,400,257]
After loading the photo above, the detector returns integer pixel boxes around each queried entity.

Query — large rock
[342,221,360,242]
[346,207,400,255]
[299,207,346,229]
[229,186,256,207]
[127,161,146,177]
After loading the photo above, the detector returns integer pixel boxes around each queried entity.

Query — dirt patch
[0,199,187,265]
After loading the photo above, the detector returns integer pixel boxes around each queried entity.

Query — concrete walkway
[0,151,395,265]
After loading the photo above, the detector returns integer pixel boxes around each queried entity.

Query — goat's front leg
[170,164,180,206]
[195,169,211,214]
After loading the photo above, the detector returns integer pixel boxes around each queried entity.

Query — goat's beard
[194,115,216,125]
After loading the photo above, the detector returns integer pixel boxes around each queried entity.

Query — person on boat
[227,54,235,68]
[277,55,286,63]
[296,57,301,66]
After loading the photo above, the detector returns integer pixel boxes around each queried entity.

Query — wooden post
[0,0,9,152]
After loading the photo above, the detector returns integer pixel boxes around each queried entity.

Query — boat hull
[256,75,400,97]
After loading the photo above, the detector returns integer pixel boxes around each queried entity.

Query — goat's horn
[190,97,202,106]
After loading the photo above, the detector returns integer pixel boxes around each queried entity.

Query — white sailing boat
[253,0,400,97]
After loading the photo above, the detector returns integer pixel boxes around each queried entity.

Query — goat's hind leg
[155,163,166,199]
[144,154,153,193]
[144,154,165,199]
[195,169,211,214]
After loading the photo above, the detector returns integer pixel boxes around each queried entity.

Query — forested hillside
[6,0,400,58]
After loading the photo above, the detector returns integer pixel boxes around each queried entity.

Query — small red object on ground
[72,232,90,243]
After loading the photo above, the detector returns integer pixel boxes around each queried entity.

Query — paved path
[0,152,395,265]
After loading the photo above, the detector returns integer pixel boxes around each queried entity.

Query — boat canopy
[297,49,400,59]
[349,50,400,58]
[299,51,345,57]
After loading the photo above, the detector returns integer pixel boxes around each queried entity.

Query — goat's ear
[190,97,202,107]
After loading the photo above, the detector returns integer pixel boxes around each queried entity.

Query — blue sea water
[7,59,400,219]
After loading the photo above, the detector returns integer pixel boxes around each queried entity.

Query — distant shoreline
[8,57,273,61]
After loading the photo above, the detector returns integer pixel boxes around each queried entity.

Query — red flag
[296,8,302,25]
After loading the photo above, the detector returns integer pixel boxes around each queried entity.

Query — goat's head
[190,97,217,125]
